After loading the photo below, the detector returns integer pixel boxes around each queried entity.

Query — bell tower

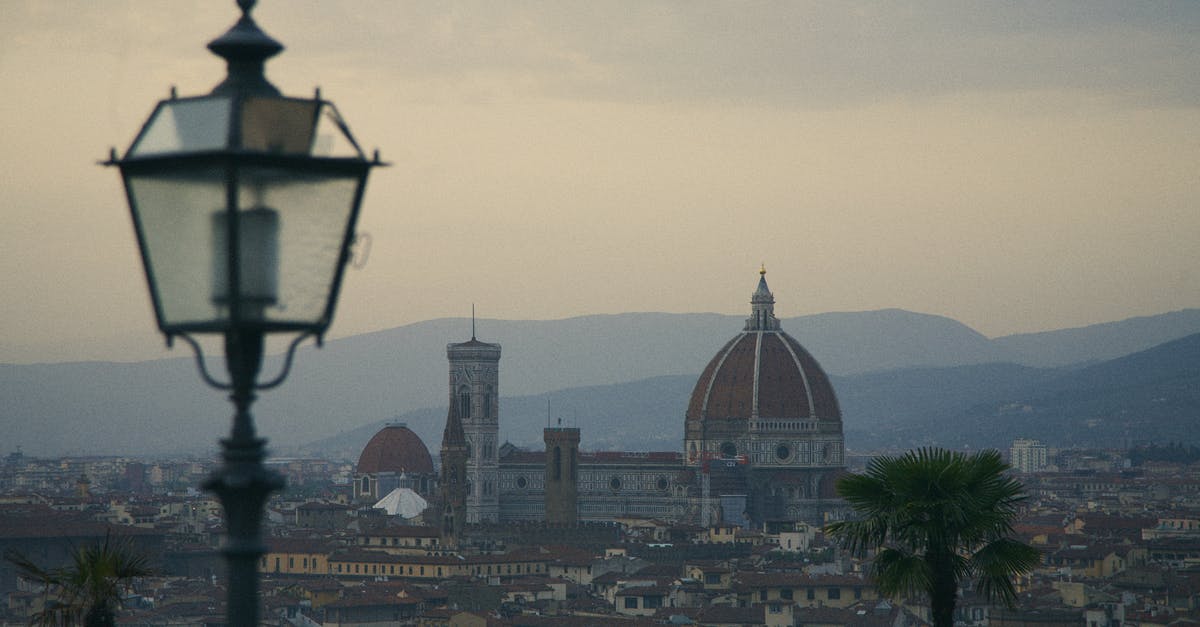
[447,319,501,524]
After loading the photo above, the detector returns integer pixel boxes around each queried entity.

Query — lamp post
[106,2,382,624]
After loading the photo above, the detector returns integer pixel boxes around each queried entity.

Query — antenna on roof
[547,396,551,428]
[471,304,476,340]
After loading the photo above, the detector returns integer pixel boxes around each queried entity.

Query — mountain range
[2,307,1198,458]
[301,331,1200,462]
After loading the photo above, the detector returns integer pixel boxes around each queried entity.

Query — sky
[2,1,1198,364]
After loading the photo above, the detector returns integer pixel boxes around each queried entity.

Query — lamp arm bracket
[254,332,315,390]
[173,331,314,391]
[175,333,235,391]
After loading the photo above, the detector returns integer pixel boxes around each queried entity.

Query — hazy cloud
[258,1,1200,107]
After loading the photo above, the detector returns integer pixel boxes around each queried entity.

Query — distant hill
[296,375,698,462]
[300,333,1200,460]
[951,332,1200,449]
[2,308,1199,457]
[992,309,1200,367]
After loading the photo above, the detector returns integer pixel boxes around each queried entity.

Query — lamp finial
[207,0,284,96]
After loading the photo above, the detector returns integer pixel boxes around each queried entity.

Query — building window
[458,385,471,418]
[657,476,669,491]
[483,386,493,418]
[760,590,768,601]
[645,596,662,609]
[776,443,791,461]
[721,441,738,458]
[361,476,370,496]
[610,476,622,491]
[624,598,638,609]
[828,588,841,600]
[516,476,528,489]
[781,588,793,600]
[807,588,815,600]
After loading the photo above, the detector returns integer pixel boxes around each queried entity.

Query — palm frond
[971,538,1043,606]
[830,447,1037,627]
[872,548,932,599]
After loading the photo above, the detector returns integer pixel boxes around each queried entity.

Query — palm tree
[826,448,1042,627]
[5,531,152,627]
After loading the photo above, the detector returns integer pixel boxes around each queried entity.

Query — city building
[1011,438,1049,473]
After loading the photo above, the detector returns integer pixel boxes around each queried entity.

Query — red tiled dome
[686,270,841,424]
[686,332,841,422]
[356,424,434,475]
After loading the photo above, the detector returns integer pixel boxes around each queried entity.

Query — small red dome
[357,424,435,475]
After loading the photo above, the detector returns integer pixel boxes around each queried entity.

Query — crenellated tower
[543,424,580,525]
[447,327,502,523]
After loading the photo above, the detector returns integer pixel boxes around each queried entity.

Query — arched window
[458,385,471,418]
[553,446,562,481]
[361,476,370,496]
[483,385,493,418]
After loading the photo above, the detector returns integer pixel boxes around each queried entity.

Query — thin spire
[471,304,476,340]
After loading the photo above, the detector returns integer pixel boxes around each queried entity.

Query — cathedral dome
[685,270,841,424]
[357,423,435,475]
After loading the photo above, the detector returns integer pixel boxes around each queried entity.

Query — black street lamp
[106,2,383,624]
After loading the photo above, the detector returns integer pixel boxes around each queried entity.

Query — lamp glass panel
[211,207,279,315]
[240,98,318,155]
[129,97,232,157]
[236,166,360,327]
[125,167,228,331]
[311,103,366,158]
